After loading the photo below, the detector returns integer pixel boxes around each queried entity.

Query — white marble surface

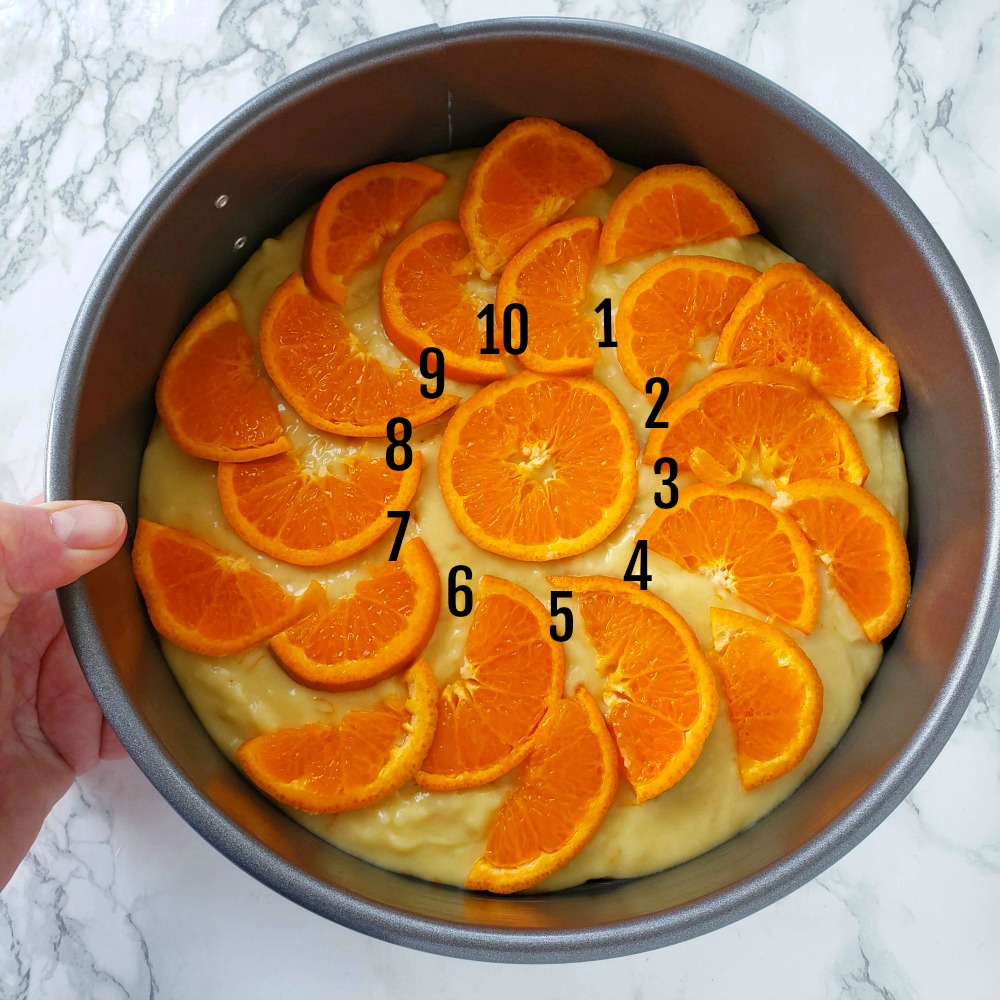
[1,0,999,996]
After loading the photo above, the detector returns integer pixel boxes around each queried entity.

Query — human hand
[0,499,128,890]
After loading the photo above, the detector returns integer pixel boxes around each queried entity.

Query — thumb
[0,500,127,630]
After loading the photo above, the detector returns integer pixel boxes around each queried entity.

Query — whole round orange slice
[638,483,820,634]
[236,659,437,814]
[548,576,718,802]
[643,367,869,488]
[465,687,618,894]
[380,220,506,383]
[438,373,639,561]
[599,165,759,266]
[415,576,565,791]
[494,216,601,376]
[774,479,910,642]
[259,274,459,436]
[269,538,441,690]
[715,263,901,413]
[132,519,320,656]
[304,161,446,306]
[460,117,614,275]
[709,608,824,790]
[217,447,420,566]
[156,292,289,462]
[616,255,759,394]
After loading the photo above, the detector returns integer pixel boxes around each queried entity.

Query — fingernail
[50,502,126,549]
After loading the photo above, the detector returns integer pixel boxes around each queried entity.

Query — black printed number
[419,347,445,399]
[624,540,652,590]
[595,298,616,347]
[549,590,574,643]
[653,457,679,510]
[479,303,528,355]
[386,510,410,561]
[448,565,473,617]
[645,378,670,429]
[385,417,413,471]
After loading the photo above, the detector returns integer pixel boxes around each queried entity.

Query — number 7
[387,510,410,560]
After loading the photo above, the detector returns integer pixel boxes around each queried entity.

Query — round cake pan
[45,18,1000,961]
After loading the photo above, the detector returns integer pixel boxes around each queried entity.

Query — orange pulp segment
[775,479,910,642]
[495,216,602,376]
[465,687,618,894]
[643,367,869,488]
[304,161,446,305]
[460,117,614,275]
[548,576,718,802]
[599,165,758,265]
[709,608,823,790]
[132,519,319,656]
[269,538,441,690]
[638,483,820,633]
[438,373,639,561]
[715,263,901,413]
[155,292,289,462]
[236,659,438,814]
[380,220,507,383]
[415,576,565,790]
[217,448,421,566]
[259,274,459,436]
[616,255,759,394]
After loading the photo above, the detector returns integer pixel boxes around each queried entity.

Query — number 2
[645,378,670,429]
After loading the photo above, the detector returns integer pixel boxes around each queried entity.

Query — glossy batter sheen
[138,149,908,891]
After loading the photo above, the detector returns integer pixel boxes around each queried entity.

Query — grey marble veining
[2,1,999,997]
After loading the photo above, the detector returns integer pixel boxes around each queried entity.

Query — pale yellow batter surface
[138,150,908,891]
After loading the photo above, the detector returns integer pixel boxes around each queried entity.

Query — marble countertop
[2,1,999,996]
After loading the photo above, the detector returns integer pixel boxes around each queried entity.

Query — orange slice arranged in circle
[548,576,718,802]
[599,165,758,266]
[616,255,759,395]
[465,687,618,894]
[643,367,869,488]
[236,659,438,814]
[416,576,565,791]
[303,162,446,306]
[709,608,823,790]
[715,263,901,413]
[638,483,820,634]
[380,220,506,383]
[269,538,441,690]
[495,216,601,376]
[259,274,459,436]
[774,479,910,642]
[132,519,320,656]
[460,117,614,275]
[217,447,420,567]
[156,292,289,462]
[439,373,639,561]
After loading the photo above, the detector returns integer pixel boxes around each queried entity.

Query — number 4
[624,540,652,590]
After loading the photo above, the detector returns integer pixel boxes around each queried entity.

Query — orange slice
[269,538,440,690]
[494,216,601,376]
[259,274,459,436]
[643,367,869,488]
[775,479,910,642]
[465,687,618,894]
[303,162,446,305]
[715,263,901,413]
[132,519,319,656]
[380,220,506,383]
[638,483,820,633]
[460,117,614,275]
[438,373,639,561]
[217,448,420,567]
[415,576,565,791]
[709,608,823,790]
[155,292,289,462]
[616,255,759,394]
[236,659,437,814]
[599,165,758,265]
[548,577,717,802]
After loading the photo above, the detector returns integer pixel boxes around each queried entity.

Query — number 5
[549,590,574,642]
